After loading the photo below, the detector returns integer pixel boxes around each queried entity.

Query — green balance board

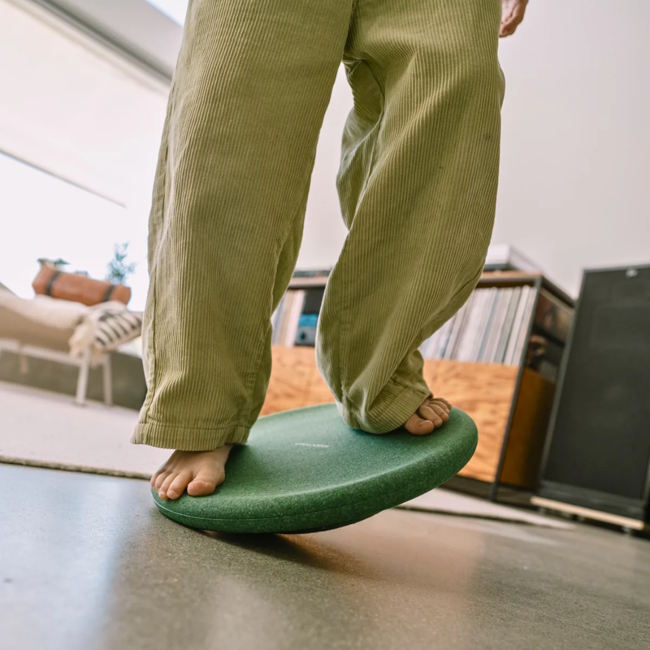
[151,402,477,534]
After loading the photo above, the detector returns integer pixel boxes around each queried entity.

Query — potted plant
[106,242,136,286]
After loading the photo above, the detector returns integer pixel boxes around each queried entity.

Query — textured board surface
[152,403,478,533]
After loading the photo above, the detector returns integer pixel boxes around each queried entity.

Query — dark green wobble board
[152,403,477,534]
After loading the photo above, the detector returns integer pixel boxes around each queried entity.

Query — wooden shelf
[289,270,575,307]
[271,268,575,500]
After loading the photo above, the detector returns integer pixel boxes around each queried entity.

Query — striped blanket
[68,301,142,362]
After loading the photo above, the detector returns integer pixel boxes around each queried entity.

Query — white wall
[299,0,650,301]
[3,0,648,306]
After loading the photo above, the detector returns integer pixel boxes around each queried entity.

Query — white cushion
[0,287,89,330]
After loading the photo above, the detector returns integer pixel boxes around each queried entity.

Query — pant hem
[340,381,433,434]
[131,420,251,451]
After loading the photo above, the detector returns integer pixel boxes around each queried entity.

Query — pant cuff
[131,420,251,451]
[338,382,433,434]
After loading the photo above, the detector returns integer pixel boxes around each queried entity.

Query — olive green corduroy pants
[131,0,506,450]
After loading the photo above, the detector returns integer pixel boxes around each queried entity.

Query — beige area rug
[0,380,571,529]
[0,380,167,479]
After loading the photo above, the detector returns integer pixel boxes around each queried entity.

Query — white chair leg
[75,347,91,406]
[103,354,113,406]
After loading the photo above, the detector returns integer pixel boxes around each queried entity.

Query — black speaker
[536,264,650,523]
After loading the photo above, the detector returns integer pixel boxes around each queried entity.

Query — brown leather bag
[32,264,131,306]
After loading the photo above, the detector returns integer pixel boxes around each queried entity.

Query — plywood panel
[422,359,519,483]
[260,345,315,415]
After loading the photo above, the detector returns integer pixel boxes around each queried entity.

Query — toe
[404,413,435,436]
[419,409,443,428]
[166,471,193,500]
[412,418,435,435]
[153,470,170,491]
[434,397,452,410]
[187,470,224,497]
[427,414,443,429]
[417,401,436,420]
[158,473,177,499]
[417,401,445,427]
[430,403,449,422]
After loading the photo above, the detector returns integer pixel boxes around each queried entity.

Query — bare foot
[151,445,233,501]
[403,394,452,436]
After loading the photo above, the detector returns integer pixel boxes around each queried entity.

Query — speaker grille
[543,266,650,502]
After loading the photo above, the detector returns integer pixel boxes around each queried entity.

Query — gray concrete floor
[1,464,649,650]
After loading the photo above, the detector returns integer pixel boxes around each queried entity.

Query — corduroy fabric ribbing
[132,0,506,450]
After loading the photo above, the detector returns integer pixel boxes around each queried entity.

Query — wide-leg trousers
[131,0,506,450]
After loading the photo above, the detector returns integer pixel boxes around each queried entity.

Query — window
[145,0,188,25]
[0,0,175,309]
